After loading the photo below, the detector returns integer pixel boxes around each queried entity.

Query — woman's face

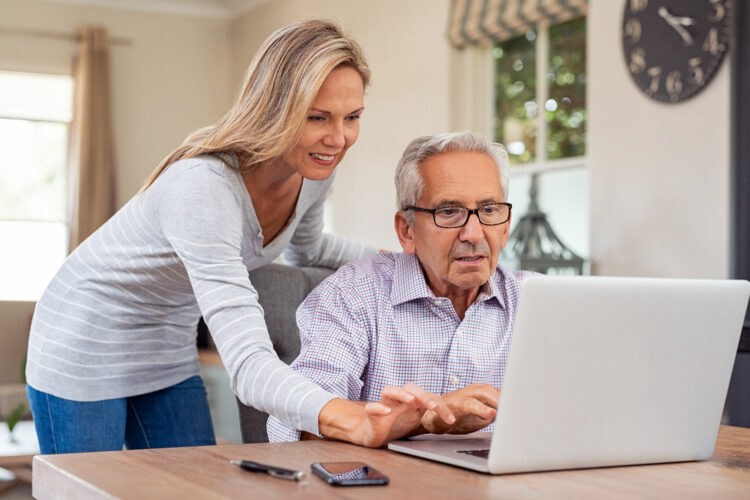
[282,66,365,180]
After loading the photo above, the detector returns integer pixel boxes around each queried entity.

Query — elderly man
[268,131,535,442]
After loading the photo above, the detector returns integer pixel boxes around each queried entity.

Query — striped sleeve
[157,168,336,434]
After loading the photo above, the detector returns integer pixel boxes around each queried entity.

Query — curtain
[67,26,116,251]
[447,0,588,49]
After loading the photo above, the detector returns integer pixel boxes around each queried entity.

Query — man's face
[395,151,510,298]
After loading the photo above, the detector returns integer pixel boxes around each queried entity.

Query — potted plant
[4,357,26,444]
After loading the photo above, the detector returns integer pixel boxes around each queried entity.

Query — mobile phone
[310,461,389,486]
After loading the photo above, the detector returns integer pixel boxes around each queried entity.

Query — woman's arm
[158,167,337,435]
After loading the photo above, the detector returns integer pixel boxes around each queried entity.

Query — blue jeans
[27,376,216,454]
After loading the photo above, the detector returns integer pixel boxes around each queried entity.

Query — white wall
[231,0,452,250]
[587,0,730,278]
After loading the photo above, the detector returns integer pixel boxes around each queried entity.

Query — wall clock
[621,0,732,103]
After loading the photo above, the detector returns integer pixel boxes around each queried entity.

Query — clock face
[622,0,732,103]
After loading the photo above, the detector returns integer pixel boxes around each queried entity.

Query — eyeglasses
[405,202,512,228]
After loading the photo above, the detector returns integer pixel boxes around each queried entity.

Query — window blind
[447,0,587,49]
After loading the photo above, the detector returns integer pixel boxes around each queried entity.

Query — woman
[26,20,452,454]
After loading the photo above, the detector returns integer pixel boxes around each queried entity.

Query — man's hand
[318,383,455,448]
[362,384,456,445]
[420,383,499,435]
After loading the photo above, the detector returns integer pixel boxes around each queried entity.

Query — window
[0,71,72,301]
[493,17,588,260]
[494,17,587,165]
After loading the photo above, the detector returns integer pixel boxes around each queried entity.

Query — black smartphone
[310,461,389,486]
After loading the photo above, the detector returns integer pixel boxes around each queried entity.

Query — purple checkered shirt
[267,251,536,442]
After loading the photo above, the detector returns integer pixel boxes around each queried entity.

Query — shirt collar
[391,253,507,310]
[391,253,435,305]
[484,268,507,309]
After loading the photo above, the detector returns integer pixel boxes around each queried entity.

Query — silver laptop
[388,276,750,474]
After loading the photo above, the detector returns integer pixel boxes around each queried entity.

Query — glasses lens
[477,204,509,224]
[434,207,468,227]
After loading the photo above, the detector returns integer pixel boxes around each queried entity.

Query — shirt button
[455,329,463,338]
[450,376,460,385]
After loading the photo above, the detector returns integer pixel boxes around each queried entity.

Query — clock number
[703,28,723,55]
[630,47,646,74]
[709,0,726,22]
[647,66,662,95]
[689,57,705,85]
[630,0,648,12]
[624,18,642,43]
[666,71,683,100]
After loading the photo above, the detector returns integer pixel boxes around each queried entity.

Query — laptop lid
[389,276,750,475]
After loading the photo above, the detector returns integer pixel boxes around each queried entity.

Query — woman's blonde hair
[142,19,370,190]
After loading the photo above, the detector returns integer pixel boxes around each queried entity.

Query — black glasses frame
[405,202,512,228]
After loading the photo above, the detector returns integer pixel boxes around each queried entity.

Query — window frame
[498,18,589,176]
[449,18,589,175]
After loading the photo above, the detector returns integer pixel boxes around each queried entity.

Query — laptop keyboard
[457,448,490,459]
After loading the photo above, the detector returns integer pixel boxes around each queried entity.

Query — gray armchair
[236,263,334,443]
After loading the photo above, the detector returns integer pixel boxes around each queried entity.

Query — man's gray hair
[395,131,510,224]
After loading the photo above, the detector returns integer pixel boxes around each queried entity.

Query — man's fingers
[364,402,392,416]
[380,386,416,405]
[462,398,497,420]
[462,384,501,408]
[403,383,456,424]
[420,409,446,433]
[376,384,497,429]
[474,390,500,408]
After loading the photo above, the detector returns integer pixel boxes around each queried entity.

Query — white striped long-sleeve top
[25,153,372,435]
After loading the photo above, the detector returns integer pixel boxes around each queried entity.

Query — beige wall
[587,0,731,278]
[0,302,35,383]
[231,0,452,250]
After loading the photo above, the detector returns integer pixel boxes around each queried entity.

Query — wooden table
[32,425,750,499]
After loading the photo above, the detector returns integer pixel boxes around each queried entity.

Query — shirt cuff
[298,388,338,436]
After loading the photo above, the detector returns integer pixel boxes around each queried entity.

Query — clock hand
[672,15,696,27]
[658,7,694,46]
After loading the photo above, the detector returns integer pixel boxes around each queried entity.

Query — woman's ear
[394,211,417,255]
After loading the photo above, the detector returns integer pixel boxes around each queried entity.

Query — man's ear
[394,211,417,255]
